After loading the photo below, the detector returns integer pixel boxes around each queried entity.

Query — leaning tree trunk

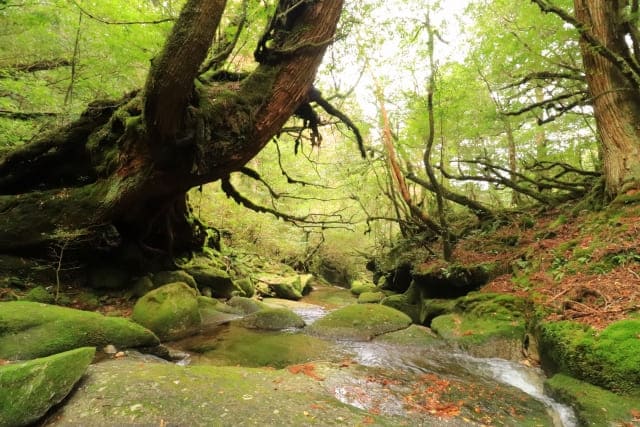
[574,0,640,197]
[0,0,344,260]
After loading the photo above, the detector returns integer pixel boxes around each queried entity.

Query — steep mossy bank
[536,319,640,395]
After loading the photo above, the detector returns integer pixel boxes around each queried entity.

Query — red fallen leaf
[0,359,10,366]
[287,363,324,381]
[462,330,475,336]
[361,416,375,424]
[310,403,324,410]
[630,408,640,419]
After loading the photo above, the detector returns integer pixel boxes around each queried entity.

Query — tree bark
[574,0,640,196]
[0,0,345,255]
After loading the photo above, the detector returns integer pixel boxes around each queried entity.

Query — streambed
[168,286,578,426]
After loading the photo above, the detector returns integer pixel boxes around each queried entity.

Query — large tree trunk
[574,0,640,197]
[0,0,344,259]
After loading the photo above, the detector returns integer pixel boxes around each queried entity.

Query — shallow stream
[171,286,577,426]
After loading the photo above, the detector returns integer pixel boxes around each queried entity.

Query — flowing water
[171,286,577,426]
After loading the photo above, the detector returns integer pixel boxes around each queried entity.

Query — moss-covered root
[0,347,95,427]
[545,374,640,426]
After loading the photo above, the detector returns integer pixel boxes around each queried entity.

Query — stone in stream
[0,347,95,426]
[258,274,313,300]
[0,301,159,360]
[236,307,305,330]
[306,304,412,340]
[131,282,202,341]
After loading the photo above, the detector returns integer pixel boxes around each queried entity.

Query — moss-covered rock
[307,304,412,341]
[381,294,421,323]
[537,319,640,394]
[237,307,305,330]
[235,277,255,298]
[130,275,154,298]
[153,270,198,290]
[197,296,242,328]
[47,357,395,425]
[545,374,640,426]
[357,291,385,304]
[420,298,456,324]
[226,296,268,314]
[429,293,527,360]
[131,282,201,341]
[349,280,377,296]
[22,285,55,304]
[375,324,442,347]
[185,265,239,298]
[0,347,95,427]
[0,301,158,360]
[412,263,491,298]
[259,274,313,300]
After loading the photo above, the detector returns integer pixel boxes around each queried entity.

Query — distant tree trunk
[0,0,344,263]
[574,0,640,197]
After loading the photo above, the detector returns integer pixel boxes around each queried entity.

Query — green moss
[357,291,385,304]
[227,296,268,314]
[0,301,158,360]
[375,324,441,347]
[131,282,201,341]
[420,298,456,324]
[189,325,329,368]
[307,304,411,341]
[237,307,305,330]
[537,320,640,394]
[153,270,198,290]
[0,347,95,426]
[349,280,377,296]
[380,294,420,323]
[545,374,640,426]
[22,286,54,303]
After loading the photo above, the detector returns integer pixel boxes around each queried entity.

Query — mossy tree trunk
[0,0,344,263]
[573,0,640,197]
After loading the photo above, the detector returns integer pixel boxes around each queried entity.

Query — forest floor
[451,200,640,330]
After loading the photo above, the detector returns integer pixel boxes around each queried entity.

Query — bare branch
[70,0,175,25]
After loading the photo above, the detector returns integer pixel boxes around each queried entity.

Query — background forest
[0,0,636,290]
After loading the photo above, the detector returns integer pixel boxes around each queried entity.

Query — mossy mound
[183,257,243,298]
[349,280,377,296]
[131,282,201,341]
[537,319,640,394]
[430,293,527,360]
[357,291,385,304]
[374,324,442,347]
[307,304,412,341]
[0,301,158,360]
[0,347,95,426]
[545,374,640,426]
[46,357,397,426]
[186,325,331,368]
[227,296,268,314]
[237,307,305,330]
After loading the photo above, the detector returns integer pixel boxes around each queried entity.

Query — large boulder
[307,304,412,341]
[131,282,201,341]
[184,265,239,298]
[0,301,159,360]
[226,296,268,314]
[237,307,305,330]
[0,347,95,427]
